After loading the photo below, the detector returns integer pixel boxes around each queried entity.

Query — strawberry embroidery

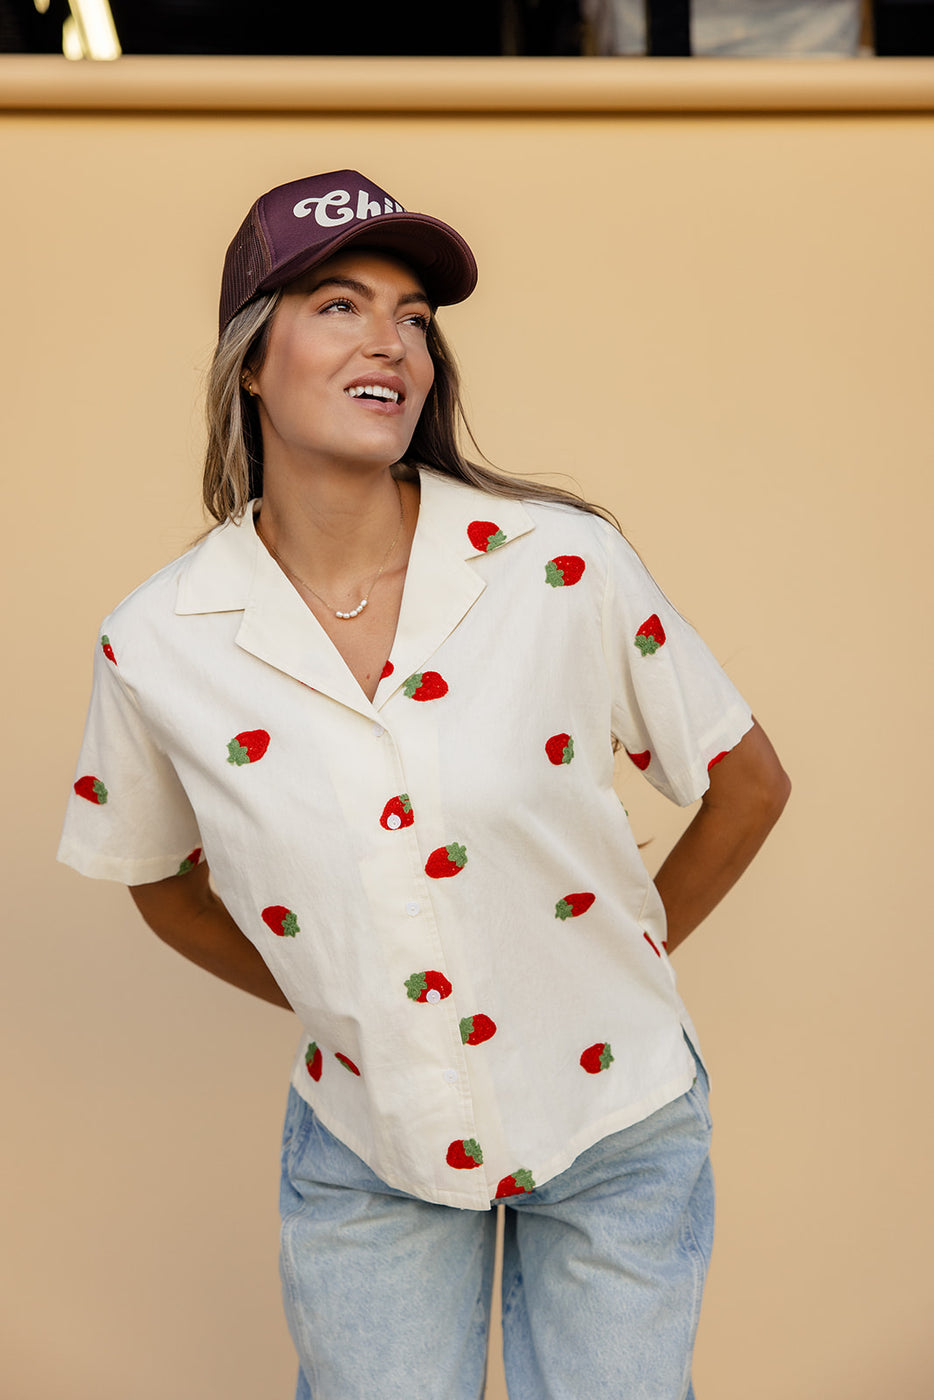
[177,847,202,875]
[425,843,468,879]
[545,733,574,766]
[634,614,666,656]
[544,555,585,587]
[305,1042,322,1081]
[380,659,394,679]
[495,1169,535,1198]
[100,635,116,665]
[626,749,651,771]
[460,1014,497,1046]
[446,1138,483,1170]
[380,794,414,831]
[403,670,448,702]
[708,750,728,771]
[405,970,453,1003]
[555,892,595,920]
[467,520,507,553]
[335,1052,361,1076]
[643,931,662,957]
[580,1042,614,1074]
[226,729,270,765]
[262,905,299,938]
[74,775,107,805]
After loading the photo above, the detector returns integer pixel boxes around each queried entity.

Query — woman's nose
[364,316,406,360]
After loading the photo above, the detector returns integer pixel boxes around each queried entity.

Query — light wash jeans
[279,1039,713,1399]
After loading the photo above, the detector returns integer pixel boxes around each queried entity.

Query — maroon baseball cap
[219,169,477,331]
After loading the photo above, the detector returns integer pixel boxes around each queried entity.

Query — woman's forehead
[285,248,430,300]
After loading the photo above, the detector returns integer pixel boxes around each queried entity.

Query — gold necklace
[258,479,405,620]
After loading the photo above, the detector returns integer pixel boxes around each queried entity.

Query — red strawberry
[707,750,728,771]
[305,1042,322,1081]
[626,749,651,771]
[544,555,585,587]
[545,733,575,766]
[634,614,666,656]
[74,774,107,805]
[580,1042,614,1074]
[100,635,116,665]
[380,659,394,679]
[495,1168,535,1198]
[335,1052,361,1076]
[555,891,595,920]
[177,847,202,875]
[460,1014,497,1046]
[262,905,299,938]
[446,1138,483,1170]
[380,793,414,830]
[405,970,453,1003]
[467,520,507,553]
[403,670,448,702]
[226,729,270,765]
[425,842,468,879]
[643,931,662,957]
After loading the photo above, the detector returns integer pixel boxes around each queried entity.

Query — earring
[241,373,256,397]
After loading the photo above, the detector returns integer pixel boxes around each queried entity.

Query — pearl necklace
[258,479,405,620]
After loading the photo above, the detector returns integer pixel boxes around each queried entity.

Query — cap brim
[255,212,477,308]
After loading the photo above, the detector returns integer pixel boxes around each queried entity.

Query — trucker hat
[219,169,477,331]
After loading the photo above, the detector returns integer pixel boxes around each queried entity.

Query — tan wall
[4,58,933,1400]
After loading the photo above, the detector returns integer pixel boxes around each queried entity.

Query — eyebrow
[308,276,431,310]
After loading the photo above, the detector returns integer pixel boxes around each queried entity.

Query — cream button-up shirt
[59,468,752,1209]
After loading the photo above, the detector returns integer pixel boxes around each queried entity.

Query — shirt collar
[175,468,535,615]
[174,468,536,717]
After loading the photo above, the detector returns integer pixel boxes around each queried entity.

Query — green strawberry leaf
[282,910,299,938]
[459,1016,474,1043]
[402,673,423,697]
[487,529,507,551]
[405,972,427,1000]
[400,793,412,813]
[93,779,108,804]
[464,1138,483,1165]
[634,635,660,657]
[227,740,250,765]
[544,561,565,587]
[600,1043,614,1070]
[555,899,572,920]
[447,842,468,868]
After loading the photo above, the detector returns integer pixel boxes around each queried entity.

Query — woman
[59,169,790,1399]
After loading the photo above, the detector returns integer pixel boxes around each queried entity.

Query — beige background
[3,57,933,1400]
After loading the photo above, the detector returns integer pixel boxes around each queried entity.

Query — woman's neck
[255,464,418,608]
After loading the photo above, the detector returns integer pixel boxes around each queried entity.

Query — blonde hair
[202,292,620,530]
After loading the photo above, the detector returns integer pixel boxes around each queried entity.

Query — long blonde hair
[202,292,620,530]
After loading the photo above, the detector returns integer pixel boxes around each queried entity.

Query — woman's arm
[653,719,791,952]
[129,862,292,1009]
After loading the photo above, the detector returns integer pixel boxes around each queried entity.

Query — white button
[371,724,385,738]
[405,900,420,917]
[386,813,402,830]
[443,1069,459,1084]
[426,988,441,1004]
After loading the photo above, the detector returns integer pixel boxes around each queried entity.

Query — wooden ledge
[2,55,934,114]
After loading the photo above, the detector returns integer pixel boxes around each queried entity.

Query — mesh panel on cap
[219,207,273,331]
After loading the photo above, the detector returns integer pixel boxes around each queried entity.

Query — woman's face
[251,249,435,480]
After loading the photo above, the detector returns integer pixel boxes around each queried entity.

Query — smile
[345,385,401,404]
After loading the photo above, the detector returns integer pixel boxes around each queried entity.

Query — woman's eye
[403,313,430,332]
[320,297,355,314]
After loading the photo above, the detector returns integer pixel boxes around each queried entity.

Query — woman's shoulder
[101,516,238,633]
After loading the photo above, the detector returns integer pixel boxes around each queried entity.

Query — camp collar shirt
[58,467,753,1210]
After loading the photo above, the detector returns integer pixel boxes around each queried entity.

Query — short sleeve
[601,533,754,806]
[57,624,202,884]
